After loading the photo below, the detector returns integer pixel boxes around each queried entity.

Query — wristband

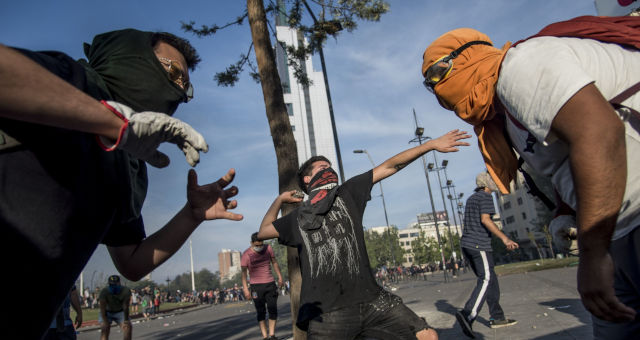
[96,100,130,151]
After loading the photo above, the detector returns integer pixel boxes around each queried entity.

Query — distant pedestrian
[130,289,139,315]
[242,232,283,340]
[99,275,132,340]
[455,172,519,338]
[44,285,82,340]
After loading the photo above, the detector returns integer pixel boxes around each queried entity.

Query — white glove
[549,215,579,256]
[98,100,208,168]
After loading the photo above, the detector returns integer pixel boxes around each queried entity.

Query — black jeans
[462,247,505,322]
[306,290,429,340]
[251,281,278,322]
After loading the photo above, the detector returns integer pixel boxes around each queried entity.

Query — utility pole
[409,108,448,283]
[190,239,196,292]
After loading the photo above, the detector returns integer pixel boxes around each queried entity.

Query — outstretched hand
[430,129,471,153]
[187,169,243,222]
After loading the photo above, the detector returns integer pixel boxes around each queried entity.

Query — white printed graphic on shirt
[299,197,361,278]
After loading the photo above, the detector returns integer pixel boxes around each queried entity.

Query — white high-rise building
[274,5,339,178]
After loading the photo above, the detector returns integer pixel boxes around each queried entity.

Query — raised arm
[108,169,242,281]
[551,83,634,322]
[258,190,303,240]
[372,129,470,184]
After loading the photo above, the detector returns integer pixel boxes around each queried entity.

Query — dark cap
[108,275,121,285]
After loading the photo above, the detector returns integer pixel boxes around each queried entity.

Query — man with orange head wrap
[421,16,640,339]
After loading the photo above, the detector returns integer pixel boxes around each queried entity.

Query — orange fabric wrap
[422,28,516,193]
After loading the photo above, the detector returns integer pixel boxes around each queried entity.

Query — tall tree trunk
[247,0,306,338]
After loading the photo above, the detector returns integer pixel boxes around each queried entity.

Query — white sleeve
[497,37,594,142]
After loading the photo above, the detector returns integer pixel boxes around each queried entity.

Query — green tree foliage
[120,279,156,292]
[363,227,403,269]
[167,269,222,292]
[411,231,441,265]
[222,271,244,288]
[440,230,461,260]
[181,0,389,87]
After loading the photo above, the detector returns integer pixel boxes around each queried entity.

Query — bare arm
[0,44,122,139]
[99,298,108,322]
[551,83,634,322]
[241,267,251,299]
[108,169,242,281]
[258,190,303,240]
[271,256,284,287]
[480,214,518,250]
[372,130,470,184]
[70,288,83,329]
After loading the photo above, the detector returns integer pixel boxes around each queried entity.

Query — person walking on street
[258,129,470,339]
[99,275,132,340]
[455,172,519,338]
[241,232,284,340]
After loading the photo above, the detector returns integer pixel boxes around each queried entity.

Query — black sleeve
[341,170,373,210]
[273,210,300,247]
[13,48,87,89]
[101,216,146,247]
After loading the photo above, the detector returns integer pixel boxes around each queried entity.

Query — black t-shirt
[0,49,146,339]
[273,170,382,329]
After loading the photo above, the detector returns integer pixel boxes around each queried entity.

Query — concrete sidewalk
[397,266,592,339]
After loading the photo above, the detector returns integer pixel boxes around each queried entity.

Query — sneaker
[269,336,278,340]
[455,310,475,339]
[490,318,518,329]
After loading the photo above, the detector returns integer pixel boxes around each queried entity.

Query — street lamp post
[409,109,448,282]
[189,238,196,292]
[427,161,457,277]
[353,149,396,267]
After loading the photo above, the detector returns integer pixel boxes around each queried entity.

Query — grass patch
[494,257,579,276]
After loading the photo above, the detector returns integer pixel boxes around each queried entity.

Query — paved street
[78,266,592,340]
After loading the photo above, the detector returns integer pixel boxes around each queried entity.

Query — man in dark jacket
[0,29,242,339]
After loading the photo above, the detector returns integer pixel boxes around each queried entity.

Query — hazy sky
[1,0,597,286]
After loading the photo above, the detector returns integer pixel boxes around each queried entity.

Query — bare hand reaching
[187,169,243,222]
[430,129,471,152]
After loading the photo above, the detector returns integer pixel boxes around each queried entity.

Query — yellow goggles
[422,40,493,93]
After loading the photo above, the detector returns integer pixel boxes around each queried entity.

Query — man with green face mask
[0,29,243,339]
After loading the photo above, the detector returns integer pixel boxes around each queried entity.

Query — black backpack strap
[516,158,557,211]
